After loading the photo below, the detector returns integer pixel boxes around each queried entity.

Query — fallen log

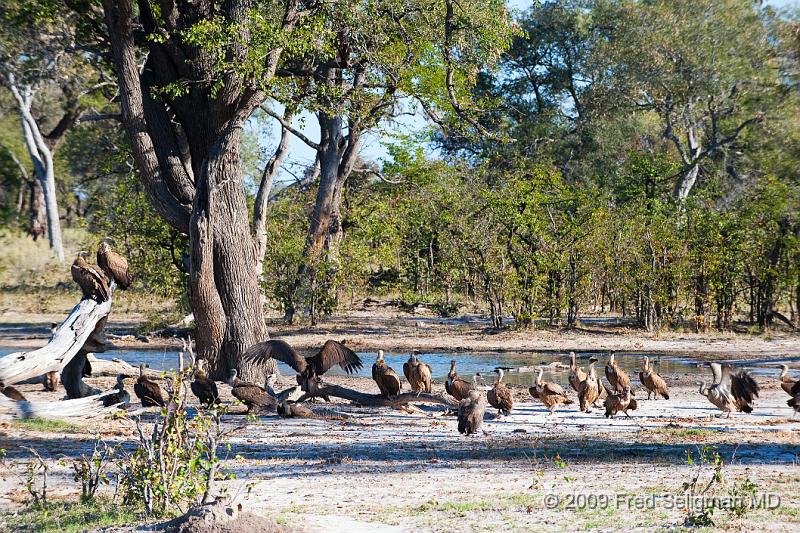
[0,293,114,387]
[0,390,122,421]
[297,383,457,408]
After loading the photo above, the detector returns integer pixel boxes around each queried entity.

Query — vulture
[568,352,587,393]
[445,359,471,401]
[241,339,362,394]
[487,368,513,415]
[42,371,59,392]
[457,374,486,436]
[372,350,402,397]
[133,364,166,407]
[578,358,600,413]
[227,369,275,413]
[530,368,573,415]
[605,351,631,393]
[191,360,219,407]
[71,252,110,302]
[103,374,130,407]
[97,239,131,289]
[778,365,797,396]
[604,386,637,419]
[1,386,26,401]
[699,363,759,417]
[403,352,432,394]
[639,356,669,400]
[788,380,800,417]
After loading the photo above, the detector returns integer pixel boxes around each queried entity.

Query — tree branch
[260,105,320,150]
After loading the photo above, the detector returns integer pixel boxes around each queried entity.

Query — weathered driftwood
[85,354,161,378]
[298,383,457,408]
[0,294,113,387]
[0,389,121,421]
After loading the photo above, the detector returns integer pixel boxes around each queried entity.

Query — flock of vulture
[5,241,799,439]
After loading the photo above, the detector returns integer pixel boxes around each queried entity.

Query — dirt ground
[1,309,799,531]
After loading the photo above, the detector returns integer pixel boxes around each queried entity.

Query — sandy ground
[1,309,800,531]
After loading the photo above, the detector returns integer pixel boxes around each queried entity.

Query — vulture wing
[311,340,363,375]
[792,379,800,397]
[242,340,307,374]
[731,369,759,405]
[543,382,566,396]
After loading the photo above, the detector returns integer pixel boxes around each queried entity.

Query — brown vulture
[103,374,130,407]
[1,386,26,401]
[605,351,632,393]
[133,364,165,407]
[227,369,275,413]
[487,368,513,415]
[241,339,362,396]
[445,359,471,401]
[71,252,110,302]
[639,356,669,400]
[604,386,637,418]
[568,352,586,393]
[788,380,800,416]
[372,350,401,397]
[530,368,573,415]
[97,239,131,289]
[191,360,219,407]
[458,374,486,436]
[699,363,759,417]
[42,371,59,392]
[403,352,432,394]
[578,358,600,413]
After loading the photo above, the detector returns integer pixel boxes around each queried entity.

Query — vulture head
[227,368,239,386]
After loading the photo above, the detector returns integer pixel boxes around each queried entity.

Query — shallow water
[2,346,796,388]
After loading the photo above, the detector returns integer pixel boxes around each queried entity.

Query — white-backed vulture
[487,368,513,415]
[639,356,669,400]
[458,374,486,435]
[578,357,600,412]
[133,364,165,407]
[97,239,131,289]
[191,360,219,407]
[568,352,586,393]
[778,365,797,396]
[71,252,109,302]
[372,350,402,397]
[445,359,471,401]
[227,369,275,413]
[605,351,631,393]
[699,363,759,417]
[530,368,573,415]
[241,339,362,394]
[604,387,637,419]
[403,352,432,393]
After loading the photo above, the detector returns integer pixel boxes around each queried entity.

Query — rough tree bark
[99,0,305,381]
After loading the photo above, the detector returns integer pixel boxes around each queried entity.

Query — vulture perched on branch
[227,369,275,413]
[403,352,432,393]
[605,351,631,393]
[71,251,109,302]
[191,360,219,407]
[699,363,759,417]
[372,350,401,397]
[445,359,471,401]
[242,339,362,395]
[457,374,486,436]
[639,356,669,400]
[133,364,165,407]
[97,239,131,289]
[487,368,513,415]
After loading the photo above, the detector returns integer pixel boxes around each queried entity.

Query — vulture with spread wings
[242,339,363,395]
